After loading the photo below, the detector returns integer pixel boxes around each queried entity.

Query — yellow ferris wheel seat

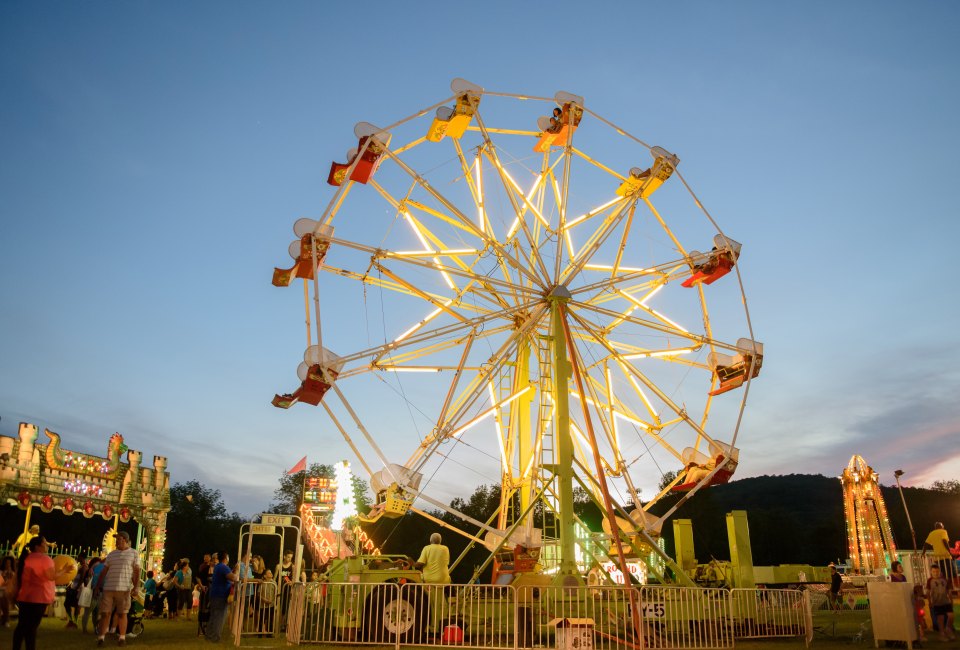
[426,91,481,142]
[616,147,680,199]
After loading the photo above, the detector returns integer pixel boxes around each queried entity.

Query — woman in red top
[14,536,67,650]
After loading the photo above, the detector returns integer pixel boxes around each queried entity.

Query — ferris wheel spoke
[566,307,715,445]
[478,146,550,282]
[333,303,533,370]
[406,303,550,474]
[570,260,680,299]
[572,301,709,348]
[561,199,636,285]
[380,147,547,291]
[329,237,541,301]
[475,114,552,282]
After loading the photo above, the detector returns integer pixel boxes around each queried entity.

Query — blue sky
[1,2,958,516]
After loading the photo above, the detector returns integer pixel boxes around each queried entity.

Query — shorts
[932,603,952,617]
[99,590,132,616]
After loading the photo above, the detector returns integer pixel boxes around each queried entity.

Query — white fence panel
[232,580,281,643]
[730,588,808,642]
[296,581,405,645]
[399,583,517,650]
[639,586,733,649]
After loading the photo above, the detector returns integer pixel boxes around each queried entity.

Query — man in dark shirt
[205,551,236,643]
[829,565,843,610]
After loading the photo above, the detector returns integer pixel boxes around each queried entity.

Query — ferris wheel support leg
[548,296,579,578]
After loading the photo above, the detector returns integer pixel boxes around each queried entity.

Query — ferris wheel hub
[545,285,572,301]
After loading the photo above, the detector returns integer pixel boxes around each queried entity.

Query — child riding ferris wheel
[267,78,761,581]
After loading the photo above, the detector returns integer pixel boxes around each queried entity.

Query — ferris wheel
[269,79,761,579]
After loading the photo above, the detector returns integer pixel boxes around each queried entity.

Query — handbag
[78,584,93,608]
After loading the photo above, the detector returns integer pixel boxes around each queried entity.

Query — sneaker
[97,639,104,647]
[117,639,126,647]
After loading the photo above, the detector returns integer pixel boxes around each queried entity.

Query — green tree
[929,480,960,495]
[659,470,679,492]
[269,462,370,515]
[165,480,245,570]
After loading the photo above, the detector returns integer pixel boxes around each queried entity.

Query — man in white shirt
[95,531,141,647]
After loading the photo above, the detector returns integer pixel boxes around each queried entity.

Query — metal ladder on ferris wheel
[535,332,561,570]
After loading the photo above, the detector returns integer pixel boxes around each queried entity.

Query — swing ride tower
[267,79,760,585]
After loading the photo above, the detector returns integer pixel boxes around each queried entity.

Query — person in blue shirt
[143,571,157,616]
[205,551,237,643]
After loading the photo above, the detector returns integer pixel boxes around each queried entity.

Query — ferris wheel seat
[327,132,388,186]
[271,233,332,286]
[671,454,737,492]
[707,344,762,395]
[533,101,583,152]
[616,148,680,198]
[682,236,742,288]
[360,483,415,522]
[682,254,735,288]
[426,91,481,142]
[270,363,339,408]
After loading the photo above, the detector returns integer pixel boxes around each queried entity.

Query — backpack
[181,568,192,589]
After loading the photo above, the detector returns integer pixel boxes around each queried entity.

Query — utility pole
[894,470,918,551]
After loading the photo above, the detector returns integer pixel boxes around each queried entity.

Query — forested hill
[645,474,959,566]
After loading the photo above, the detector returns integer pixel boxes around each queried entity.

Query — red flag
[286,456,307,475]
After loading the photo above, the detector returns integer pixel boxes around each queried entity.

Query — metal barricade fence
[730,588,808,642]
[297,581,404,645]
[232,580,280,644]
[399,583,517,650]
[518,583,642,650]
[639,586,733,649]
[280,580,825,649]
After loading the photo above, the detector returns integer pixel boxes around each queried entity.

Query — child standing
[926,565,956,641]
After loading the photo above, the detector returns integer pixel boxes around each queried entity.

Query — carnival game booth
[0,422,171,572]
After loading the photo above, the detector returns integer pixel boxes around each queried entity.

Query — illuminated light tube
[487,383,509,475]
[402,211,432,249]
[622,348,695,360]
[620,368,659,417]
[475,157,486,232]
[564,197,621,230]
[393,300,451,342]
[648,308,688,333]
[498,163,549,228]
[393,249,479,257]
[583,264,651,273]
[507,173,549,239]
[570,422,592,449]
[569,393,651,430]
[449,385,535,438]
[640,284,664,306]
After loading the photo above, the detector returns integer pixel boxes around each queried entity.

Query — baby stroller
[197,586,210,637]
[127,598,145,638]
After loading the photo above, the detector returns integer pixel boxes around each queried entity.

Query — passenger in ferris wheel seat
[547,107,563,133]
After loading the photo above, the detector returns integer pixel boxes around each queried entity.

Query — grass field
[0,609,939,649]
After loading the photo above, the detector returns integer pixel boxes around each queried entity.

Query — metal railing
[639,586,733,649]
[237,581,812,649]
[730,588,808,641]
[231,580,280,645]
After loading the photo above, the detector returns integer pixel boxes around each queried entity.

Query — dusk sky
[2,2,958,517]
